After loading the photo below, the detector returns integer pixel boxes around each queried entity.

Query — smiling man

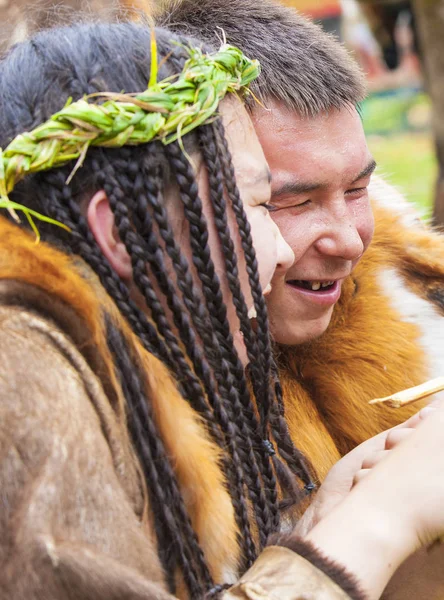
[254,103,376,345]
[157,0,444,460]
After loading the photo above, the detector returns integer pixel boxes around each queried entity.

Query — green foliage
[368,133,436,217]
[362,88,436,217]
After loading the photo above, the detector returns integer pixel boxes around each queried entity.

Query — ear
[86,190,132,280]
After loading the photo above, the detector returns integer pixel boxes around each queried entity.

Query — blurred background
[0,0,442,223]
[284,0,440,224]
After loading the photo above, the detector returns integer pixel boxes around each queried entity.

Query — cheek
[271,211,313,261]
[355,201,375,252]
[247,210,278,286]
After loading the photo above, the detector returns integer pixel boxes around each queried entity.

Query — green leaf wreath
[0,36,260,239]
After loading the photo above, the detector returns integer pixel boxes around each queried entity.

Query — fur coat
[0,216,362,600]
[280,177,444,481]
[279,177,444,600]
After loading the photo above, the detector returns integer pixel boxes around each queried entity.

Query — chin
[271,314,333,346]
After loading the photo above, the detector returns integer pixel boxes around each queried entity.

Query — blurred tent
[280,0,342,37]
[357,1,416,70]
[0,0,152,55]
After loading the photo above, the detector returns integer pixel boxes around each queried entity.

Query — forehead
[251,100,370,186]
[220,96,269,186]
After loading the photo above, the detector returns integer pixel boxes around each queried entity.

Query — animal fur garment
[279,176,444,481]
[0,215,239,589]
[0,215,373,599]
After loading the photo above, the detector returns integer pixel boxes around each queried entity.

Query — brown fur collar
[0,216,239,584]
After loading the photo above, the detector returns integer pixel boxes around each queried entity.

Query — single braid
[105,316,213,596]
[213,120,316,507]
[271,365,317,489]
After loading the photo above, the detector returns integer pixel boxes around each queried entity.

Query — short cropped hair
[156,0,366,115]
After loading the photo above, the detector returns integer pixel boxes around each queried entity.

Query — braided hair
[0,22,315,598]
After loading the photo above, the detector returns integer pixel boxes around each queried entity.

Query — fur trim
[270,534,367,600]
[0,217,239,583]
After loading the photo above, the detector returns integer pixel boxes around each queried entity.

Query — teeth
[288,280,335,291]
[263,283,272,296]
[309,281,335,291]
[248,305,257,320]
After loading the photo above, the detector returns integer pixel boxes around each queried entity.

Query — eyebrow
[352,158,377,183]
[272,158,377,198]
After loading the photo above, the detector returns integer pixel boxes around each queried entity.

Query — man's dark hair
[156,0,366,115]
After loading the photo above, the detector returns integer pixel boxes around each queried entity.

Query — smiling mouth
[287,280,336,292]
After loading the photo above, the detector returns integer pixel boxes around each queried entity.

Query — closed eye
[345,187,368,198]
[266,198,312,212]
[263,202,278,213]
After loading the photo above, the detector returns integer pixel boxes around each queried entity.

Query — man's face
[252,100,375,345]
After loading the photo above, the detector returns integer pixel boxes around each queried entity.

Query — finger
[361,450,389,470]
[394,405,438,430]
[385,427,415,450]
[427,392,444,408]
[353,469,371,487]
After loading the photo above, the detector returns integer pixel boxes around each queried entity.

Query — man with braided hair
[158,0,444,597]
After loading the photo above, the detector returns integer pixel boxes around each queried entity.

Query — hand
[297,406,435,536]
[299,403,444,599]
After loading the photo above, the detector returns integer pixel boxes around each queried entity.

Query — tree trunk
[409,0,444,225]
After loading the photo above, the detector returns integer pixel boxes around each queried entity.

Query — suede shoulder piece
[223,546,360,600]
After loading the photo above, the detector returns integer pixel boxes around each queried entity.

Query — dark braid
[271,365,317,491]
[213,120,316,493]
[105,315,213,595]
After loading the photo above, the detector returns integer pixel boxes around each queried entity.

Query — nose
[274,222,295,272]
[315,202,364,261]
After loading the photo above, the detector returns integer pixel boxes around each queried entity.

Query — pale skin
[305,401,444,599]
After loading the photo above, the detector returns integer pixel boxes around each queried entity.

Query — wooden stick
[369,377,444,408]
